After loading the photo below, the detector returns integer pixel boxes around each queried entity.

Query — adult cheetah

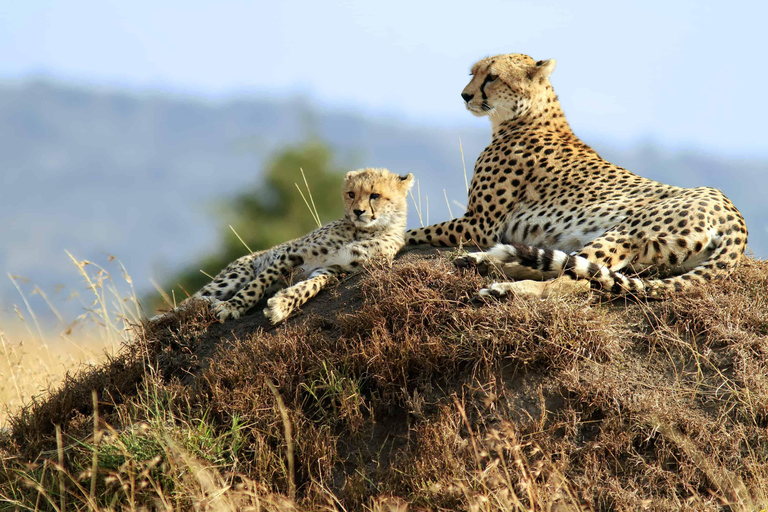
[406,53,747,298]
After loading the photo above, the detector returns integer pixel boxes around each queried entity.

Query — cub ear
[528,59,556,80]
[399,173,415,190]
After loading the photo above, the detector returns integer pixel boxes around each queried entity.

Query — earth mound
[2,248,767,510]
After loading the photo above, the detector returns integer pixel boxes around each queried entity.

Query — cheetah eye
[486,74,498,83]
[370,193,380,200]
[347,192,355,199]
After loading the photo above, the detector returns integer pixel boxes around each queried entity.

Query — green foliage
[299,361,369,432]
[157,140,347,308]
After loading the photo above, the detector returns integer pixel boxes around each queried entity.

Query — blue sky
[1,0,767,155]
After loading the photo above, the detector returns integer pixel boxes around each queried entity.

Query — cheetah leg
[460,244,593,301]
[263,236,393,324]
[196,252,263,302]
[264,267,339,324]
[406,215,496,248]
[213,251,295,322]
[148,252,268,322]
[479,277,591,300]
[148,294,220,323]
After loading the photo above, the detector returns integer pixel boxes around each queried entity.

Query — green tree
[154,140,346,310]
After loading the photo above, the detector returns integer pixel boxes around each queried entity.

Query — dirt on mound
[2,247,767,511]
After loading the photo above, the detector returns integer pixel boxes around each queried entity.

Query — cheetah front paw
[453,251,492,275]
[263,295,295,325]
[212,301,243,323]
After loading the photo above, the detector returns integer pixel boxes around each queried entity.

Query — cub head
[461,53,556,122]
[343,168,414,230]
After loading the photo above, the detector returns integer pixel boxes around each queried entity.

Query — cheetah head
[462,53,556,122]
[343,168,414,230]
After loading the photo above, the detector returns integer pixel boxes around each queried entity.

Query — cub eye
[370,193,380,200]
[347,192,355,198]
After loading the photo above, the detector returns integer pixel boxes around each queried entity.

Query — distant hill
[0,80,765,321]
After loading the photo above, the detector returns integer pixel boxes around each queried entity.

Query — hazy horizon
[3,74,766,162]
[2,1,767,157]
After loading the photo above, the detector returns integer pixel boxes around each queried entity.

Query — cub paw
[212,301,242,323]
[264,295,292,324]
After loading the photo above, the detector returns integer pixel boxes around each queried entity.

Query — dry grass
[0,325,119,430]
[1,250,767,511]
[0,255,143,429]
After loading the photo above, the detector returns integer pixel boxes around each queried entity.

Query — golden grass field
[1,254,142,430]
[0,324,119,429]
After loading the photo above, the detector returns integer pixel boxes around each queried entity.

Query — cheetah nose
[461,92,474,102]
[353,209,365,217]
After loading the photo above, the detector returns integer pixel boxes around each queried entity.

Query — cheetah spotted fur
[407,53,748,299]
[195,168,413,323]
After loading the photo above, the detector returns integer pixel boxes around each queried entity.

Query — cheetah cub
[195,168,413,323]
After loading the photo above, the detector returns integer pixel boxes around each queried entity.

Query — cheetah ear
[528,59,556,80]
[399,173,415,190]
